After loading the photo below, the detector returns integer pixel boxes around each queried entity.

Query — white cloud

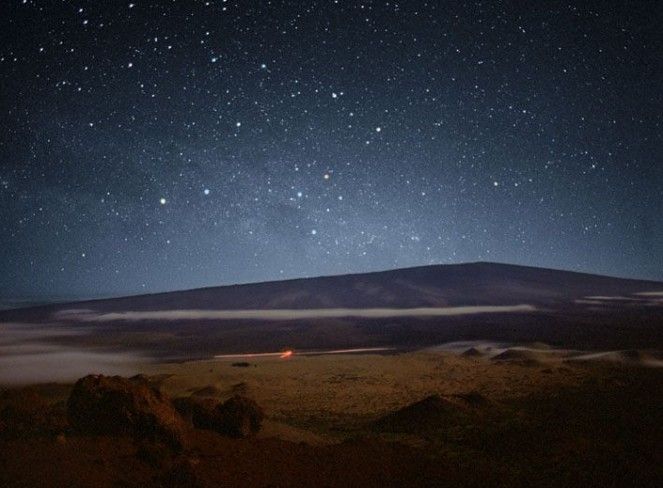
[635,291,663,297]
[56,304,537,322]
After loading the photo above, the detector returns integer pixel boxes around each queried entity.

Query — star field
[1,1,662,301]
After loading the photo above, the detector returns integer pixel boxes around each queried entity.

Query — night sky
[1,1,662,303]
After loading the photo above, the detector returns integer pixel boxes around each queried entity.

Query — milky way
[1,1,661,303]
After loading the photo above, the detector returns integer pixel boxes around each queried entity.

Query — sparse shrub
[231,362,251,368]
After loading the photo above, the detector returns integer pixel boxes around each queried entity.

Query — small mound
[67,374,186,449]
[373,395,462,433]
[461,347,483,357]
[491,348,541,364]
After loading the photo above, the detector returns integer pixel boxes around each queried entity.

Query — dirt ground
[1,350,662,487]
[146,351,597,436]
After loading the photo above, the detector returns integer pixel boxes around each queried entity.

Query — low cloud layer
[636,291,663,297]
[55,304,537,322]
[577,293,663,307]
[0,322,86,345]
[0,348,146,385]
[0,322,146,385]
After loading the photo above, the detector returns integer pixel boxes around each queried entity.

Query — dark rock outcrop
[173,397,219,430]
[216,395,264,437]
[174,394,264,438]
[67,374,186,448]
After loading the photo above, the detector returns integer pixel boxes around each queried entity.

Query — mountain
[1,262,663,360]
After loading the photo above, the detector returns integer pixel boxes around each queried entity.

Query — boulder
[215,395,264,438]
[173,397,218,430]
[174,394,264,438]
[67,375,186,449]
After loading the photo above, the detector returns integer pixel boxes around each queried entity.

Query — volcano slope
[1,262,663,369]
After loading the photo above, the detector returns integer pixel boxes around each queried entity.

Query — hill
[1,262,662,363]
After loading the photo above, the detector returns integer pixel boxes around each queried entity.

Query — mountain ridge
[2,261,662,316]
[2,261,662,357]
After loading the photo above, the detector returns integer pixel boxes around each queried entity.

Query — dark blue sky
[1,0,662,302]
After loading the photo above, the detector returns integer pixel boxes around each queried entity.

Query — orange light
[280,350,294,359]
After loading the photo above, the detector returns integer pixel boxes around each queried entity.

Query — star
[1,0,660,299]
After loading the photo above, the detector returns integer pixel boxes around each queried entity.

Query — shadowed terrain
[1,352,662,487]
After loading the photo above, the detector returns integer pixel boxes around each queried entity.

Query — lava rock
[67,374,186,449]
[173,397,218,430]
[215,395,264,438]
[174,395,264,438]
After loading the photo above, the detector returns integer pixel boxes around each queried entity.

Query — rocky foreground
[0,374,449,487]
[1,353,663,487]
